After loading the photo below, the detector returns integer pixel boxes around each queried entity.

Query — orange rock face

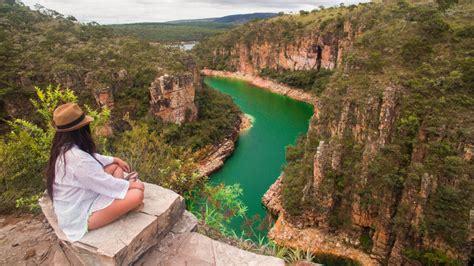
[211,23,361,75]
[269,213,379,266]
[149,74,198,124]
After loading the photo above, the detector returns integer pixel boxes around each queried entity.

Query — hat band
[57,113,86,130]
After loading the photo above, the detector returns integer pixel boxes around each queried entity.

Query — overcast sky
[21,0,368,24]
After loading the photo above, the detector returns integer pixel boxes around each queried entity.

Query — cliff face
[149,73,198,124]
[197,2,474,265]
[208,21,361,75]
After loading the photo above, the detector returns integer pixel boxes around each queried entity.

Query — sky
[21,0,368,24]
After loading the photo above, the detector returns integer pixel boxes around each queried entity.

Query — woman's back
[52,146,129,241]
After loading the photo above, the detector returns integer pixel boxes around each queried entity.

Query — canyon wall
[208,21,361,75]
[196,2,474,265]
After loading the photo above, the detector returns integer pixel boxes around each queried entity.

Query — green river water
[204,77,361,266]
[204,76,313,237]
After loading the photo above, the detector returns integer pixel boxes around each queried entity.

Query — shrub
[0,85,109,213]
[113,117,205,194]
[185,183,247,235]
[403,248,463,265]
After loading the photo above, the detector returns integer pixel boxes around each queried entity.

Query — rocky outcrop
[149,74,198,124]
[0,184,284,266]
[197,138,236,177]
[269,213,378,266]
[84,71,117,136]
[262,175,283,216]
[239,113,253,132]
[197,113,242,177]
[203,3,473,265]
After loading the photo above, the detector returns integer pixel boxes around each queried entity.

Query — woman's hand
[113,157,130,172]
[129,180,145,191]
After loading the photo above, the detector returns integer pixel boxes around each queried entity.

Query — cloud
[21,0,367,24]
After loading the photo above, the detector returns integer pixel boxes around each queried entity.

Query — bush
[185,183,247,235]
[112,117,205,195]
[0,85,110,213]
[281,136,311,215]
[403,248,463,265]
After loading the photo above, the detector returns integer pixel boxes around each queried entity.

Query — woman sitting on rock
[46,103,145,241]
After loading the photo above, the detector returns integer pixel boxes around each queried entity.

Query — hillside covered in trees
[194,0,474,264]
[107,13,278,43]
[0,1,241,213]
[0,0,193,126]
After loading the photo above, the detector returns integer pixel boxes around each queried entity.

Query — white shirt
[53,146,129,241]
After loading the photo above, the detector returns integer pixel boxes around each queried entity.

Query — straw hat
[52,103,94,132]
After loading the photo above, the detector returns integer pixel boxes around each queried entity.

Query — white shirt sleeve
[73,151,129,199]
[93,153,114,166]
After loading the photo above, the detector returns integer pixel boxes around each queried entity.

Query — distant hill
[108,12,278,43]
[167,12,278,25]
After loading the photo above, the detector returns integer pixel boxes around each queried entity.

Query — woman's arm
[113,157,130,172]
[74,152,130,199]
[94,154,130,172]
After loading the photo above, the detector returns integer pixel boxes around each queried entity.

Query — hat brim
[54,115,94,132]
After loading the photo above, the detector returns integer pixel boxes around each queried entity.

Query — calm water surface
[204,77,313,237]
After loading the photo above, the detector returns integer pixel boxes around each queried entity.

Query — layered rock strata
[210,21,361,75]
[148,74,198,124]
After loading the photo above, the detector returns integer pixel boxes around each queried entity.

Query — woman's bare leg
[88,188,144,230]
[104,163,124,179]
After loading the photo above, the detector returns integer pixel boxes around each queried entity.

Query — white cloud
[20,0,367,24]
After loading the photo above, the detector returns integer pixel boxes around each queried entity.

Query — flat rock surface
[79,211,157,256]
[139,232,285,266]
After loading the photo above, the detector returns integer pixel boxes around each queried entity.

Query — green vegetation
[195,0,474,263]
[0,82,241,213]
[108,22,232,43]
[0,1,191,130]
[188,181,361,266]
[0,86,110,212]
[107,13,278,43]
[281,0,473,263]
[0,2,240,212]
[186,183,247,235]
[160,85,241,150]
[403,248,464,265]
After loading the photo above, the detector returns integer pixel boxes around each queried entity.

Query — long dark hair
[46,124,97,199]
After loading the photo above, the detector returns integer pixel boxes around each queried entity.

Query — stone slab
[170,211,198,234]
[39,182,185,265]
[142,232,285,266]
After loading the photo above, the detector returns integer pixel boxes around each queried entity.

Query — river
[204,76,313,238]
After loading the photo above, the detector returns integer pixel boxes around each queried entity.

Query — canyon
[195,2,474,265]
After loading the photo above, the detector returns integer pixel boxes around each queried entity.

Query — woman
[46,103,145,241]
